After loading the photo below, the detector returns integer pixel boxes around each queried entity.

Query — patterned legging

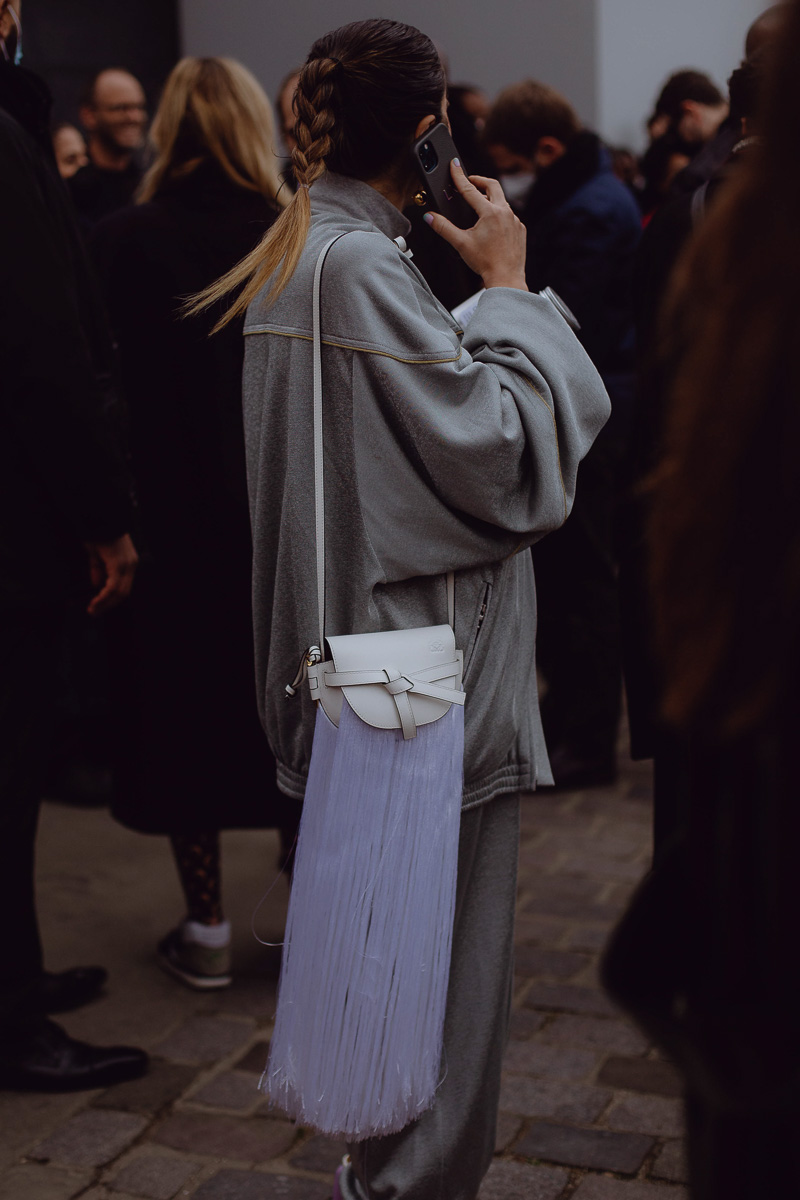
[169,831,223,924]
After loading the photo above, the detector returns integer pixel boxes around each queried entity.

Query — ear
[413,113,439,142]
[535,136,567,168]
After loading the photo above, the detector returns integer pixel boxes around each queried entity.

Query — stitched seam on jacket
[524,377,568,524]
[244,326,461,366]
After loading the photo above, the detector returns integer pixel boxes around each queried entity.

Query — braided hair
[290,56,339,190]
[190,19,445,328]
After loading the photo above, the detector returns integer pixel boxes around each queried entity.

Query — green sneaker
[156,926,232,990]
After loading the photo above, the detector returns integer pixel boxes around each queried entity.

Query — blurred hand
[85,533,138,617]
[424,160,528,291]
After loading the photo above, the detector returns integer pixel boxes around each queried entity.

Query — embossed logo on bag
[428,640,446,653]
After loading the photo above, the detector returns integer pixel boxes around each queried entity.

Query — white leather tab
[393,687,417,739]
[308,658,343,726]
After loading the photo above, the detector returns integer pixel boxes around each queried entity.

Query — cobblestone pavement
[1,753,686,1200]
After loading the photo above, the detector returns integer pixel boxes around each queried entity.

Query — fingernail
[423,212,434,224]
[453,158,461,167]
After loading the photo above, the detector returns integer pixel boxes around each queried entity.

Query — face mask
[0,4,22,65]
[500,172,534,209]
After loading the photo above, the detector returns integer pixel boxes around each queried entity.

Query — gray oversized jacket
[242,173,610,808]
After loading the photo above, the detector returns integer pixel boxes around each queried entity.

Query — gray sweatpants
[339,792,521,1200]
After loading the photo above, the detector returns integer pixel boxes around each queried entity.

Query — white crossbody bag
[262,232,467,1140]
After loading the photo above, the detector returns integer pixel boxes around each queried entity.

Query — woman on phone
[196,19,609,1199]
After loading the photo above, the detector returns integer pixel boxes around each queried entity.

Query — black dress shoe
[0,1019,148,1092]
[38,967,108,1014]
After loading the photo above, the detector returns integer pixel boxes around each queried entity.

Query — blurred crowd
[1,1,798,1194]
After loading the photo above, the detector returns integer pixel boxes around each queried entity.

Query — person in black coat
[89,57,291,990]
[620,33,780,859]
[604,6,800,1188]
[0,1,147,1090]
[484,81,641,787]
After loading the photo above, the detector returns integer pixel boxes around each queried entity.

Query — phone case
[412,123,477,229]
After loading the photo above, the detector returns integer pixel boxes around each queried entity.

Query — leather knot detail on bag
[381,669,412,693]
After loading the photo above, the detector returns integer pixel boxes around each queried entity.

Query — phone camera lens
[419,140,439,173]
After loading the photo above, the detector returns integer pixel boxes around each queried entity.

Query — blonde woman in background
[90,58,292,990]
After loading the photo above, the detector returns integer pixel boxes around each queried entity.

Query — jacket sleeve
[325,233,610,578]
[0,119,132,546]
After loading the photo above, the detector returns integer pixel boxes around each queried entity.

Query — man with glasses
[70,68,147,227]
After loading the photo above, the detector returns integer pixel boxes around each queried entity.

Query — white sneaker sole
[156,950,232,991]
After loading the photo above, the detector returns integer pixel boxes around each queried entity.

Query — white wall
[178,0,598,124]
[179,0,770,152]
[596,0,766,150]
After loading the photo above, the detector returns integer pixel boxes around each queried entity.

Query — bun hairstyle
[189,18,445,329]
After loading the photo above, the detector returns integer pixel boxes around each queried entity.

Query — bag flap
[323,625,463,733]
[326,624,456,674]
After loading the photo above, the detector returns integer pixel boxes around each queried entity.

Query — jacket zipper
[463,583,492,683]
[475,585,490,638]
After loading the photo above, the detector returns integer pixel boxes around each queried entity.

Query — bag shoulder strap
[312,234,346,651]
[312,233,455,650]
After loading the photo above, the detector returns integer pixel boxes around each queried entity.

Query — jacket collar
[523,130,605,226]
[311,171,411,241]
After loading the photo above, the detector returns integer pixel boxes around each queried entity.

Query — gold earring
[413,189,428,207]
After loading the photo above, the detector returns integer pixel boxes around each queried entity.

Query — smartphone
[412,122,477,229]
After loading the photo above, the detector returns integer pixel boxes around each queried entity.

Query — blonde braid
[186,55,342,326]
[291,57,339,188]
[186,11,448,328]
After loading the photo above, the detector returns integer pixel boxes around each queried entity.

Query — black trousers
[534,371,634,762]
[0,607,63,1033]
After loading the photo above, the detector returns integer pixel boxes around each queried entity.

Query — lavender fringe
[263,699,464,1139]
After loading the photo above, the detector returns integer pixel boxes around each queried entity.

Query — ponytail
[186,57,338,330]
[187,19,444,331]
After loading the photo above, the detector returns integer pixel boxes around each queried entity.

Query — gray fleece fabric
[242,172,610,807]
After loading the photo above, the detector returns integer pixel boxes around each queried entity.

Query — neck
[366,161,418,212]
[366,178,403,211]
[89,136,133,172]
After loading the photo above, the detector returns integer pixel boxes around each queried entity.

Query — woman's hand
[424,161,528,291]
